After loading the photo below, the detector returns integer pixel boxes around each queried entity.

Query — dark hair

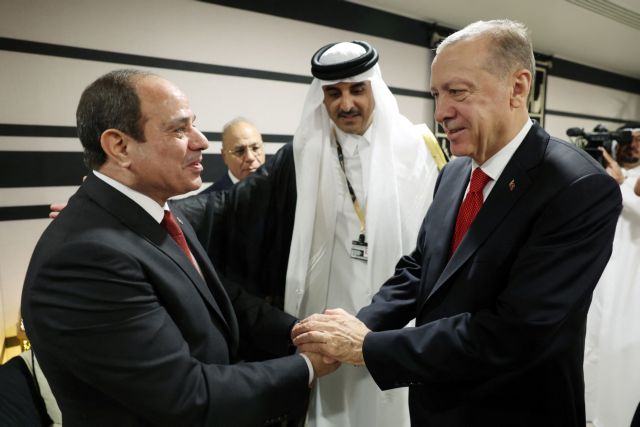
[76,69,152,169]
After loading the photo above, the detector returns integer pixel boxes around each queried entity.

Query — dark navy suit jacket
[200,172,234,194]
[21,173,308,427]
[358,124,622,426]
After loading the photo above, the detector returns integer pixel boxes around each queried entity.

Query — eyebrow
[322,81,366,92]
[165,113,195,129]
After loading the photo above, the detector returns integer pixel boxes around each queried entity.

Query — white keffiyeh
[284,42,438,318]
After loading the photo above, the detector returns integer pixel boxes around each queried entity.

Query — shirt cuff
[299,353,314,386]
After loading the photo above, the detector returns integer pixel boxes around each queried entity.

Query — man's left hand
[292,308,370,366]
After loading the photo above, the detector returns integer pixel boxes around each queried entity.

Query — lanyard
[335,139,366,239]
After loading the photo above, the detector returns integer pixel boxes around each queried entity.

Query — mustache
[185,155,203,165]
[338,109,360,118]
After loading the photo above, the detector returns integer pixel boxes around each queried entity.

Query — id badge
[350,235,368,262]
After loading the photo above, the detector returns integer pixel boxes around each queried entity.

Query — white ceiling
[350,0,640,80]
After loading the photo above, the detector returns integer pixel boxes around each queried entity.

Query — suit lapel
[83,174,233,337]
[423,124,549,304]
[173,205,239,345]
[429,160,471,274]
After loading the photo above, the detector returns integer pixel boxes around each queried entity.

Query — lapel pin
[508,179,516,192]
[177,216,184,224]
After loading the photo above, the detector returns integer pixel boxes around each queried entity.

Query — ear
[510,69,532,110]
[100,129,132,168]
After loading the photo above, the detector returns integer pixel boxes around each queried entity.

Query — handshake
[292,308,372,378]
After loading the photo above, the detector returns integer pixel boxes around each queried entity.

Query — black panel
[0,124,77,138]
[0,205,52,221]
[0,152,225,188]
[0,152,90,187]
[0,151,278,189]
[0,123,294,143]
[198,0,640,95]
[545,109,636,124]
[0,37,429,98]
[0,37,310,85]
[550,58,640,95]
[199,0,433,47]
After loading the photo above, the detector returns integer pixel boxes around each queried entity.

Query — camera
[566,124,633,165]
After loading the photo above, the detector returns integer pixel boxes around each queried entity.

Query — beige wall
[0,0,431,339]
[1,0,638,342]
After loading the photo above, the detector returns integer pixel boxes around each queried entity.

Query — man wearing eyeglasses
[201,117,265,193]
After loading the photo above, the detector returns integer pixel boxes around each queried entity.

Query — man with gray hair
[293,20,621,426]
[200,117,265,193]
[178,41,441,427]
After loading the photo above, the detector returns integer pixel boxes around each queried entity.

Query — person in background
[584,127,640,427]
[23,69,337,426]
[201,117,265,193]
[292,19,621,427]
[177,40,441,427]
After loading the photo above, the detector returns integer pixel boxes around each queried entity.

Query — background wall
[1,0,638,344]
[0,0,431,340]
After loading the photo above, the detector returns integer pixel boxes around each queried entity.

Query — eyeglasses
[226,143,264,158]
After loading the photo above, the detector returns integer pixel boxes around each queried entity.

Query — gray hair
[436,19,535,80]
[76,69,154,169]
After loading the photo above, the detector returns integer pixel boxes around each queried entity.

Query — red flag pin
[508,179,516,192]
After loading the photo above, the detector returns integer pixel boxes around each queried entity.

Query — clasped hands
[294,308,371,373]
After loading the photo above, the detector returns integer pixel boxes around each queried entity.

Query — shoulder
[541,136,609,185]
[255,142,295,178]
[206,174,233,193]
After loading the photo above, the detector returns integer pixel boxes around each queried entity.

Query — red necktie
[450,168,492,257]
[161,210,198,269]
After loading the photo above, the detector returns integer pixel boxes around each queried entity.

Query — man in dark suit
[293,20,622,426]
[21,69,337,427]
[200,117,265,193]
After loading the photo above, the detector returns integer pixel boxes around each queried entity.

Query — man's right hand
[303,352,340,379]
[49,203,68,219]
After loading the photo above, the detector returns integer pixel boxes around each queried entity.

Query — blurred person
[292,20,621,427]
[23,69,337,427]
[584,127,640,427]
[201,117,265,193]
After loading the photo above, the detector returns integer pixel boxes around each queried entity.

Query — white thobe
[585,165,640,427]
[307,128,411,427]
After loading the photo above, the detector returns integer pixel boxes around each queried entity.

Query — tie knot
[161,210,182,238]
[469,168,491,193]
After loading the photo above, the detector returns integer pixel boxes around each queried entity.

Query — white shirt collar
[334,124,372,156]
[92,170,168,223]
[472,119,533,182]
[228,170,240,184]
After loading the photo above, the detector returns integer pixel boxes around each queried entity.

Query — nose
[339,94,355,112]
[189,127,209,151]
[433,97,454,126]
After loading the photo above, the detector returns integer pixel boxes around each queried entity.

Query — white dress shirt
[467,119,533,200]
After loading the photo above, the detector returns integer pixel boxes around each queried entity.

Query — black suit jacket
[178,144,297,312]
[200,172,234,194]
[358,124,622,426]
[21,173,309,427]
